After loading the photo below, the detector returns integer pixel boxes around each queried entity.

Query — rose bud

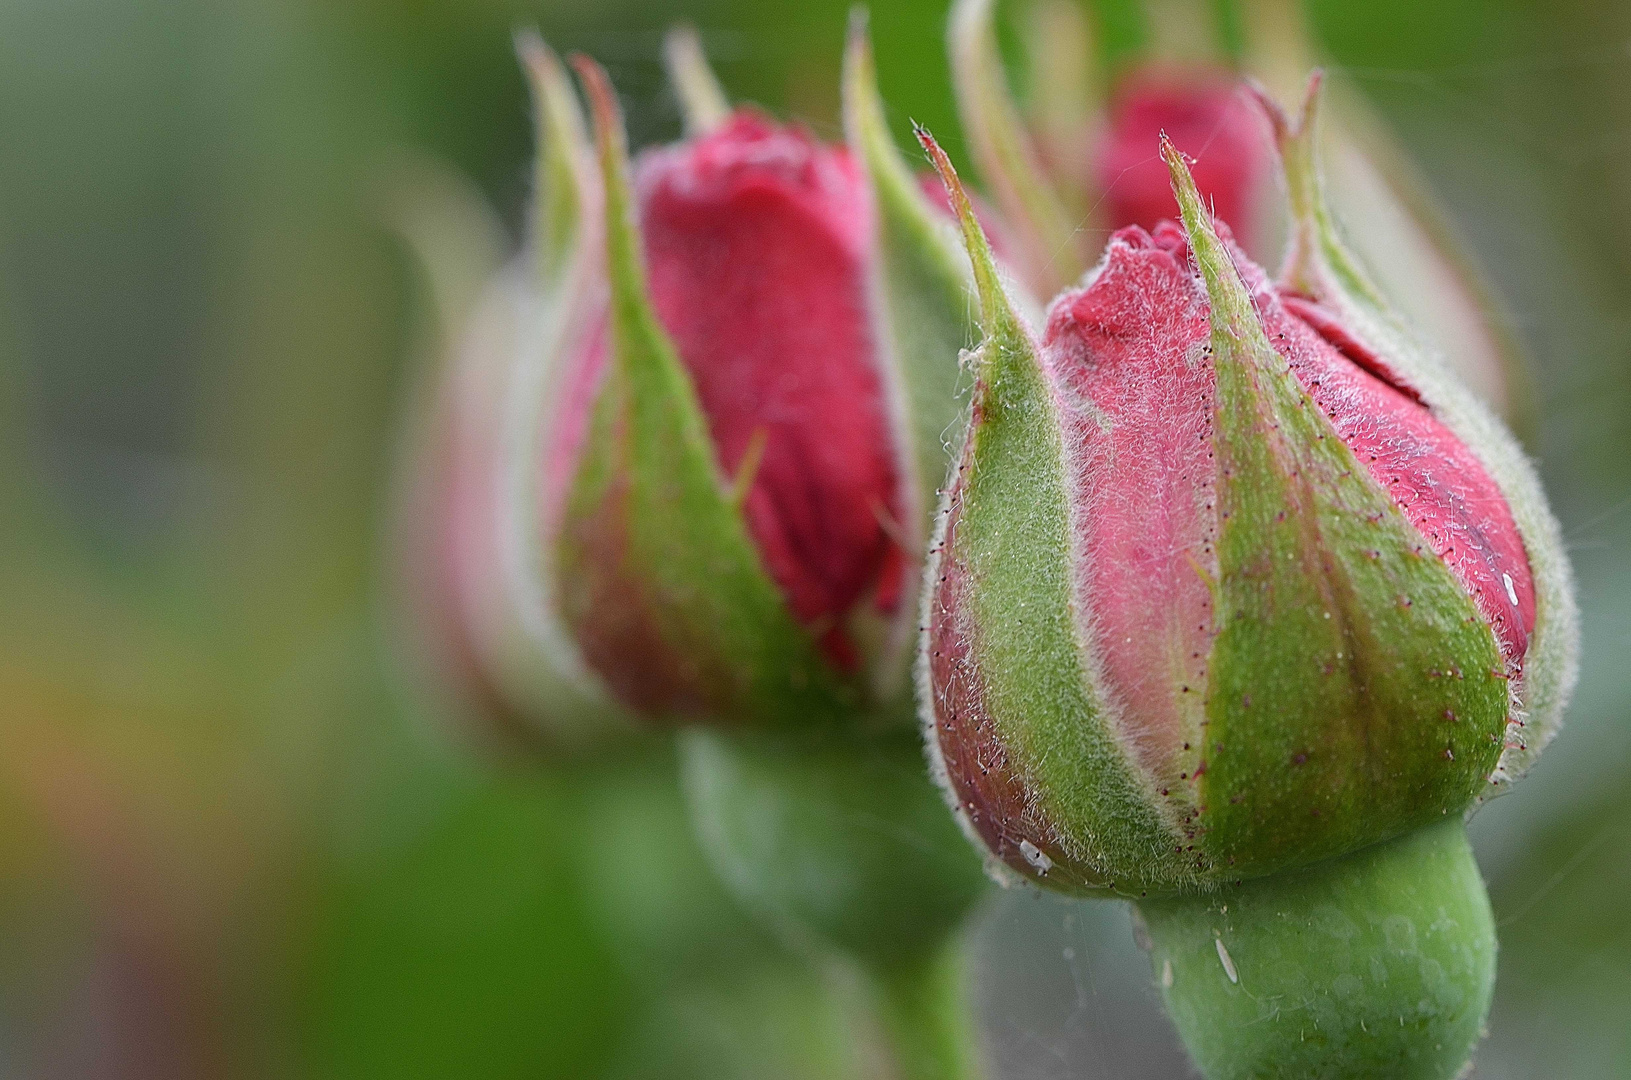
[949,0,1528,426]
[581,27,995,1080]
[917,74,1576,1079]
[391,34,636,749]
[539,21,996,735]
[915,74,1576,898]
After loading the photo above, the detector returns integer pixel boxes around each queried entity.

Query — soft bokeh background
[1,0,1628,1076]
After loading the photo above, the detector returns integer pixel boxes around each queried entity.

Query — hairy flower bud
[915,77,1576,897]
[529,27,985,732]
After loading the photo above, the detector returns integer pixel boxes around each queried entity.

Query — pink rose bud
[914,76,1576,896]
[532,30,981,731]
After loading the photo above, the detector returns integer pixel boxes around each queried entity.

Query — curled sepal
[1237,3,1531,429]
[917,129,1183,892]
[1137,820,1496,1080]
[556,58,850,727]
[948,0,1088,296]
[662,25,730,137]
[516,30,596,295]
[1251,77,1578,796]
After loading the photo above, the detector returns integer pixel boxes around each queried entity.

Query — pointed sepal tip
[916,126,1011,343]
[516,29,594,290]
[663,25,731,136]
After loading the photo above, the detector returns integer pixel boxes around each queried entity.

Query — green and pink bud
[392,35,633,749]
[538,25,992,733]
[917,73,1576,1079]
[916,78,1576,897]
[562,30,998,1080]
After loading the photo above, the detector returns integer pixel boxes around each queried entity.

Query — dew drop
[1019,839,1053,874]
[1215,938,1239,984]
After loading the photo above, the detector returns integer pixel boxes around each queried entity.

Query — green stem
[1135,820,1495,1080]
[869,936,984,1080]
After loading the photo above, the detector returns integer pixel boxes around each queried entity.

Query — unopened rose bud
[915,76,1575,897]
[392,35,634,749]
[542,25,989,732]
[917,72,1575,1080]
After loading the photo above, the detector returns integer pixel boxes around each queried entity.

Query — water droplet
[1215,938,1238,984]
[1019,839,1053,874]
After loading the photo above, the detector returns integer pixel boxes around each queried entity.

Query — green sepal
[947,0,1088,297]
[842,12,988,704]
[516,31,595,296]
[555,59,851,728]
[1166,138,1509,878]
[1254,76,1578,797]
[844,12,979,509]
[1137,820,1496,1080]
[662,26,731,137]
[918,131,1188,891]
[1019,0,1100,206]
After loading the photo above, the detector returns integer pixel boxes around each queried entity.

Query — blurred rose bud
[395,23,993,739]
[914,75,1576,896]
[1095,68,1269,242]
[948,0,1528,427]
[568,32,998,1079]
[390,36,636,750]
[533,25,997,734]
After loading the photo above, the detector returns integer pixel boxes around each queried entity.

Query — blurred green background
[0,0,1627,1076]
